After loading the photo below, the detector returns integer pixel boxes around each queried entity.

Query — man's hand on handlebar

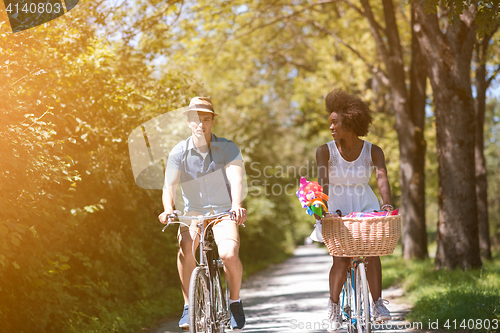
[158,211,179,224]
[230,206,247,225]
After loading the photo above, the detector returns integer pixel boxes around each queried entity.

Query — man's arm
[226,160,247,225]
[158,168,181,224]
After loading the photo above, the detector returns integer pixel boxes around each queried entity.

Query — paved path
[147,245,424,333]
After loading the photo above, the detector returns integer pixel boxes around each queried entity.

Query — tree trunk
[414,4,482,269]
[474,35,493,259]
[402,2,428,259]
[362,0,428,259]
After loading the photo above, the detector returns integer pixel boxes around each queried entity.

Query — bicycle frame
[192,215,232,333]
[201,221,230,332]
[163,212,232,333]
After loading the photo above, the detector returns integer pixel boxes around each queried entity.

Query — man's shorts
[177,210,240,245]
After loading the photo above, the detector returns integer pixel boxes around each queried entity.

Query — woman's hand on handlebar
[230,206,247,225]
[317,209,342,219]
[381,204,394,212]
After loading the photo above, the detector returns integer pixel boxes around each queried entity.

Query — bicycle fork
[342,259,368,331]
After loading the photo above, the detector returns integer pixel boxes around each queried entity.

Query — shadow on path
[145,245,425,333]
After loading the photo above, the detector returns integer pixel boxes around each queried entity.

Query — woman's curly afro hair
[325,89,373,136]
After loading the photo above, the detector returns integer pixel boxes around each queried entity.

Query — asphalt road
[146,245,422,333]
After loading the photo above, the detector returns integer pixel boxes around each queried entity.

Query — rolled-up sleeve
[223,140,243,165]
[166,142,183,170]
[163,142,183,190]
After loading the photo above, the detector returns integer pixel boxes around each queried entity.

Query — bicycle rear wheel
[189,267,211,333]
[355,262,371,333]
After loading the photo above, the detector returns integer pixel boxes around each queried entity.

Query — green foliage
[381,253,500,330]
[164,0,403,208]
[240,193,296,275]
[418,0,500,38]
[0,2,190,332]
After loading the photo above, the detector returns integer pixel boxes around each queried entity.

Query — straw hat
[183,96,218,116]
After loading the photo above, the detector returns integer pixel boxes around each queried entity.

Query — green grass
[381,250,500,332]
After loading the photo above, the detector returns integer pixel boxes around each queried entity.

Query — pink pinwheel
[296,177,329,216]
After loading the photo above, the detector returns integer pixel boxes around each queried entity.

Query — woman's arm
[371,145,393,210]
[316,144,330,213]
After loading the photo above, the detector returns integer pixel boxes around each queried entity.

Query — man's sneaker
[178,305,189,329]
[327,298,342,332]
[230,301,246,330]
[372,298,392,322]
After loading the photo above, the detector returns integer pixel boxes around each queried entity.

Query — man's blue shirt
[166,134,243,214]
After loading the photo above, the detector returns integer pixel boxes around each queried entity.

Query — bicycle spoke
[189,267,211,333]
[212,264,229,332]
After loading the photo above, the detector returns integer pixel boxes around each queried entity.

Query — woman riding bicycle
[312,89,393,330]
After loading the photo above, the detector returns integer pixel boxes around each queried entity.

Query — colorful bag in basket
[343,210,399,218]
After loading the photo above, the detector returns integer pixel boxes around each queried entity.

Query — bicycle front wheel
[189,267,211,333]
[342,268,356,333]
[356,262,371,333]
[212,261,229,332]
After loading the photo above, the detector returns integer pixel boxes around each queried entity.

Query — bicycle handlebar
[161,211,236,232]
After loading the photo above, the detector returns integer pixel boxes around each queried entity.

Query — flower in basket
[296,177,329,216]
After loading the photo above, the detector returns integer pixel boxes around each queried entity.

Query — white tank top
[326,140,380,215]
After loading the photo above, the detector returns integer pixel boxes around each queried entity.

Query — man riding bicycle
[158,97,247,330]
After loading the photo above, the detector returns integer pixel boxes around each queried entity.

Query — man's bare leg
[217,239,242,300]
[178,230,199,304]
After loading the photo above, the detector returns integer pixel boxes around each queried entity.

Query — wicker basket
[321,215,401,257]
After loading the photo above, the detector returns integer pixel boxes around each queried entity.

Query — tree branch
[341,0,364,15]
[483,23,500,88]
[307,19,389,85]
[413,2,445,64]
[381,0,406,82]
[102,0,127,22]
[341,0,385,35]
[144,1,183,33]
[360,0,389,61]
[270,50,317,73]
[20,110,51,135]
[459,2,477,28]
[486,64,500,87]
[233,0,340,40]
